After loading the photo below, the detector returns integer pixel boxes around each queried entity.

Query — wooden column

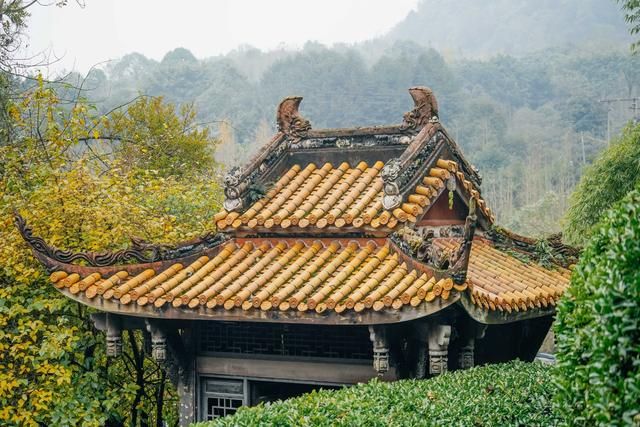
[415,344,428,379]
[457,322,487,370]
[368,325,390,375]
[177,329,195,427]
[105,313,122,357]
[427,324,451,376]
[145,320,196,426]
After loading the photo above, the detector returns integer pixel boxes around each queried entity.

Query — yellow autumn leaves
[0,77,223,425]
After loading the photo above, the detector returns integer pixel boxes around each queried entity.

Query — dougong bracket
[146,321,168,362]
[105,313,122,357]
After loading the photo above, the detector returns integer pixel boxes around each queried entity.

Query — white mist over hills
[27,0,632,75]
[26,0,418,75]
[386,0,631,57]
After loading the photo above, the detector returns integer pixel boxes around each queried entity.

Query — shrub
[194,361,559,427]
[554,188,640,426]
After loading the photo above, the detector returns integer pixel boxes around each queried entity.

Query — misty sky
[26,0,419,75]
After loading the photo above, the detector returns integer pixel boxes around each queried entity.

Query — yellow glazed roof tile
[49,236,569,315]
[435,238,571,312]
[214,159,493,231]
[50,238,460,315]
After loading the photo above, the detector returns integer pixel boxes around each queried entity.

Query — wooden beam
[196,356,397,384]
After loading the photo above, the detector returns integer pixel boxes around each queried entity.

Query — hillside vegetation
[387,0,631,57]
[62,42,640,237]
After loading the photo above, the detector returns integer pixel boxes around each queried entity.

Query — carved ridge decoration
[222,131,287,213]
[381,123,442,210]
[296,133,412,150]
[222,96,311,212]
[483,227,579,267]
[276,96,311,143]
[389,202,476,284]
[382,87,481,209]
[14,212,228,267]
[380,158,403,211]
[401,86,439,130]
[400,85,480,187]
[449,199,478,285]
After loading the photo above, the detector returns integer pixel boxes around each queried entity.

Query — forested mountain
[59,0,639,237]
[387,0,632,57]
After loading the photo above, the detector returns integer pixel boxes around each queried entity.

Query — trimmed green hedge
[554,188,640,426]
[194,361,559,427]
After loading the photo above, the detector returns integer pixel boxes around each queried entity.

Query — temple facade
[17,87,576,425]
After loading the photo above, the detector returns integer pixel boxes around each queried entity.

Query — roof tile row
[436,238,570,312]
[52,239,459,314]
[215,159,493,231]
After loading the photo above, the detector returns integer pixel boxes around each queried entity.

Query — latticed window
[201,378,245,420]
[199,321,373,360]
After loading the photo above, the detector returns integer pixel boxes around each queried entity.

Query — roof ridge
[221,87,442,214]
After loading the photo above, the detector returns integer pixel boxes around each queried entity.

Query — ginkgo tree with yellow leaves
[0,77,223,426]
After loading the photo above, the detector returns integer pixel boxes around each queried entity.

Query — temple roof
[47,238,458,322]
[43,235,569,324]
[215,157,492,233]
[17,87,575,325]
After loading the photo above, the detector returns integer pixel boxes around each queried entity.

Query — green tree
[563,123,640,245]
[0,78,222,425]
[554,186,640,426]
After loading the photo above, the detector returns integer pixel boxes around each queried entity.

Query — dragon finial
[276,96,311,143]
[402,86,439,130]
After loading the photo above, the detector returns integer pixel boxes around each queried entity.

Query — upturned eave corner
[14,210,229,275]
[457,292,557,325]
